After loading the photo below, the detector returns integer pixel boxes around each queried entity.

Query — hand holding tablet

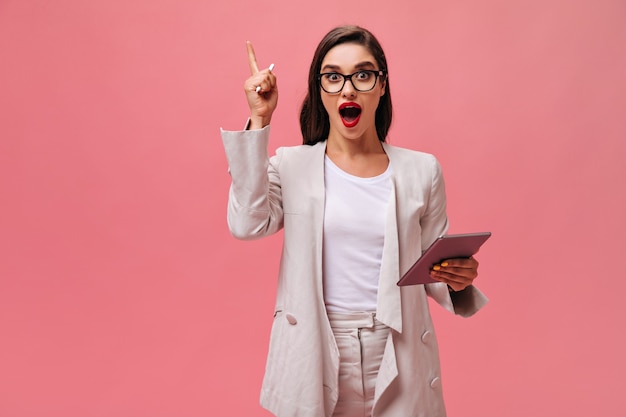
[397,232,491,286]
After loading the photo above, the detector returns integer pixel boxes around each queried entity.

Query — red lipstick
[339,102,362,128]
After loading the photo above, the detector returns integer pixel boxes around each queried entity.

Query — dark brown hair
[299,25,393,145]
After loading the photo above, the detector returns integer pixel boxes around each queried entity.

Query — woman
[221,25,488,417]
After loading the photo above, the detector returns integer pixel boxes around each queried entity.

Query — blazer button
[421,330,431,344]
[285,313,298,325]
[430,376,441,389]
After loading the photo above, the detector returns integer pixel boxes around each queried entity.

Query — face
[319,42,386,142]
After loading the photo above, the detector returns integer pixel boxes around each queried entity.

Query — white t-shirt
[323,155,393,313]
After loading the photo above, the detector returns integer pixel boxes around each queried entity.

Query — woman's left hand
[429,257,479,292]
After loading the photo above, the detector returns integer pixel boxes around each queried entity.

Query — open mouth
[339,103,362,128]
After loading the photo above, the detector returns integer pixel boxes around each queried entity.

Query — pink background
[1,0,625,416]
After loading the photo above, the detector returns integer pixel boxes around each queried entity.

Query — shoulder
[383,142,440,169]
[272,141,325,164]
[277,141,325,156]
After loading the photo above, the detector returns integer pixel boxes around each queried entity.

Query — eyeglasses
[318,70,386,94]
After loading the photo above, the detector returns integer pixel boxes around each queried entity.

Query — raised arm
[220,42,284,240]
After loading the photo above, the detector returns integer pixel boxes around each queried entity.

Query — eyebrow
[321,61,377,72]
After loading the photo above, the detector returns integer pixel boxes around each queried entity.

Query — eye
[356,71,372,80]
[324,73,343,83]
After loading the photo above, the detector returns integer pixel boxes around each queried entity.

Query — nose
[341,77,357,97]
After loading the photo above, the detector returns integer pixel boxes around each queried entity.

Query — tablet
[397,232,491,286]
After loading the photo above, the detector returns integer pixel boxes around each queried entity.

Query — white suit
[221,125,488,417]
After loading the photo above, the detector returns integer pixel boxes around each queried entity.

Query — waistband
[327,311,383,329]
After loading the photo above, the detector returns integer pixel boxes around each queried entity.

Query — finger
[438,257,478,269]
[254,78,270,94]
[433,261,478,277]
[247,41,260,75]
[268,70,276,89]
[431,266,471,280]
[428,273,467,292]
[435,269,476,282]
[252,70,277,93]
[430,271,473,290]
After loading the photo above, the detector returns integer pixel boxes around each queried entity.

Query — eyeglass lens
[320,71,380,93]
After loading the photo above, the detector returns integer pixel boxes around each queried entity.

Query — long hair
[299,26,393,145]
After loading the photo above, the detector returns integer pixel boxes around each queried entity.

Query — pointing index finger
[246,41,260,75]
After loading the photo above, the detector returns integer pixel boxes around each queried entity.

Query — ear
[379,79,386,97]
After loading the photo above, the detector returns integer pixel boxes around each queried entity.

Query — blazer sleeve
[220,124,284,240]
[421,156,489,317]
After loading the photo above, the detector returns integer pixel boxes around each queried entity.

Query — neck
[325,130,388,178]
[326,129,383,157]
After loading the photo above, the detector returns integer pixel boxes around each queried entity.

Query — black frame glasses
[318,69,387,94]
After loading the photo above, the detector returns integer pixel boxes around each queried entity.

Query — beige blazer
[221,125,488,417]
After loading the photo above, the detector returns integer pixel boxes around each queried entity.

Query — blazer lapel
[375,173,403,333]
[310,141,327,296]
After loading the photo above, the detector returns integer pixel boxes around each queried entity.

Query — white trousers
[328,312,390,417]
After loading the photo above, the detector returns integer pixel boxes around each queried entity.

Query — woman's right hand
[244,41,278,130]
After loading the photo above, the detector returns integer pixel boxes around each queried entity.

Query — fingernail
[441,262,449,267]
[269,63,275,71]
[255,86,261,93]
[433,265,441,271]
